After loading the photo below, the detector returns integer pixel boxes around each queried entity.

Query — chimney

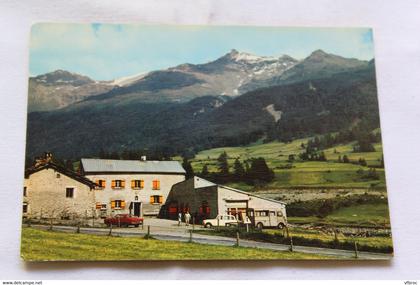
[140,156,147,161]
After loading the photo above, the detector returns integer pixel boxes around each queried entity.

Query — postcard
[21,23,392,261]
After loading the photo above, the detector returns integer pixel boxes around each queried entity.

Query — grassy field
[20,228,331,261]
[182,138,386,190]
[288,203,391,228]
[263,226,393,252]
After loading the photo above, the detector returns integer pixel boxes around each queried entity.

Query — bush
[287,194,388,218]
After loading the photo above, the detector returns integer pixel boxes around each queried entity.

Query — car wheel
[256,223,264,230]
[205,223,212,228]
[277,223,285,229]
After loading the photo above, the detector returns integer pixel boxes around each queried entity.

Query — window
[152,180,160,190]
[111,180,125,189]
[23,187,27,197]
[23,203,28,213]
[96,179,106,188]
[150,195,163,204]
[111,200,126,209]
[256,211,267,217]
[66,187,74,198]
[131,180,144,189]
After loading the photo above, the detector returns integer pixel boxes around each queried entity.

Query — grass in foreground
[21,228,332,261]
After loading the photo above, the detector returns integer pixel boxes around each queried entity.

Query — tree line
[182,151,275,186]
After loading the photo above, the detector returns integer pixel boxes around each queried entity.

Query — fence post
[145,225,151,239]
[189,230,193,243]
[192,216,195,231]
[49,216,53,231]
[92,209,95,227]
[76,222,80,234]
[236,231,240,247]
[334,228,339,245]
[354,241,359,259]
[285,226,290,238]
[217,218,220,231]
[108,223,113,236]
[289,236,294,252]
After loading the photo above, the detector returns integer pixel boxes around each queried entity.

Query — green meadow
[20,228,331,261]
[183,138,386,190]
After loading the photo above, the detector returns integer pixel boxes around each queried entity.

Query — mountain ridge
[28,49,369,112]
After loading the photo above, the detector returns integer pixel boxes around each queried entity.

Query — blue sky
[30,23,374,81]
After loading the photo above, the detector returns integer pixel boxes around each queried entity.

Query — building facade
[80,158,186,217]
[162,176,287,225]
[23,162,96,219]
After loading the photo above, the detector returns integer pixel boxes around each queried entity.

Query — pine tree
[342,155,350,163]
[233,159,245,181]
[201,164,209,177]
[182,157,195,179]
[246,157,274,184]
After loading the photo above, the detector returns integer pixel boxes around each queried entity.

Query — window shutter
[95,180,100,186]
[131,180,135,189]
[96,202,101,209]
[121,180,125,188]
[150,196,154,204]
[111,201,116,209]
[157,181,160,189]
[140,180,144,189]
[111,180,116,188]
[158,196,163,204]
[121,200,126,209]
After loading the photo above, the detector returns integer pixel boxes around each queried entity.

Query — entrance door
[133,202,142,217]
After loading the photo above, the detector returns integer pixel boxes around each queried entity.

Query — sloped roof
[81,158,186,174]
[193,176,217,188]
[190,176,286,205]
[25,162,97,188]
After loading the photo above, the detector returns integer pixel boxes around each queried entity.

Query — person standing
[185,211,191,226]
[178,212,182,226]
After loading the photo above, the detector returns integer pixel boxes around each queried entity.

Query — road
[26,219,392,260]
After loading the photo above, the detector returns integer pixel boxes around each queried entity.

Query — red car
[104,214,144,227]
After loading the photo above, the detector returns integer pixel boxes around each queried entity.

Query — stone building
[162,176,287,225]
[80,158,186,217]
[23,160,97,219]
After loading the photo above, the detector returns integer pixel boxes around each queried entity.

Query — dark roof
[25,162,97,188]
[80,158,186,174]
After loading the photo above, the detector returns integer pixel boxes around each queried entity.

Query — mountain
[25,62,378,159]
[28,49,369,112]
[239,49,369,93]
[28,70,114,112]
[72,49,299,108]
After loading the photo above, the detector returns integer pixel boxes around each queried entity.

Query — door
[133,202,142,217]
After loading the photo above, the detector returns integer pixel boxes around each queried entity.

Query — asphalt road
[26,223,392,260]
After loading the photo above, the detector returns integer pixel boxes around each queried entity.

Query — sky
[29,23,374,81]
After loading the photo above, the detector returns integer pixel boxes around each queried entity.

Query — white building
[162,176,287,227]
[80,158,186,217]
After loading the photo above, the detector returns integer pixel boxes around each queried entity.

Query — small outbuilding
[161,176,287,227]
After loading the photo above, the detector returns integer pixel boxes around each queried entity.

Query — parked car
[203,214,246,228]
[104,214,143,227]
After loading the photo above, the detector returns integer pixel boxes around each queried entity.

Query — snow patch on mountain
[264,104,282,122]
[112,72,148,86]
